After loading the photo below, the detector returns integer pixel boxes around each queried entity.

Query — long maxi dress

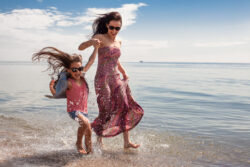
[91,46,144,137]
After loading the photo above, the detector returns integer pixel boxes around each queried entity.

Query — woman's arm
[78,40,93,50]
[118,60,129,80]
[78,34,102,51]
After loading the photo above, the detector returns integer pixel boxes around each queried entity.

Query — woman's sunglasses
[71,66,84,72]
[108,26,121,31]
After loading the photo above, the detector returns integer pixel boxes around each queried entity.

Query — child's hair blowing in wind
[32,47,92,154]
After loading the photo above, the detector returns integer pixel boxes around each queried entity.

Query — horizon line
[1,60,250,64]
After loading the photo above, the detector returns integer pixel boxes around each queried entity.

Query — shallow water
[0,61,250,167]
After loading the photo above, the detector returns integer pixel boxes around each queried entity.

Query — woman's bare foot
[124,142,140,149]
[96,136,103,148]
[76,143,87,154]
[95,142,104,150]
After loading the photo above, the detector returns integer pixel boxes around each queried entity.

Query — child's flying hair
[32,47,82,76]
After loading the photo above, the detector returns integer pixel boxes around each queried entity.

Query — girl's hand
[92,38,101,48]
[49,79,56,95]
[49,79,55,89]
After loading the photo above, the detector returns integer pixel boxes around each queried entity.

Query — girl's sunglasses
[108,26,121,31]
[71,66,84,72]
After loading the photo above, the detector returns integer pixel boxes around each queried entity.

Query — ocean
[0,61,249,167]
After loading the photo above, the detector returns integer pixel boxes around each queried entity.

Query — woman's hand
[123,73,129,80]
[92,38,101,48]
[117,60,128,80]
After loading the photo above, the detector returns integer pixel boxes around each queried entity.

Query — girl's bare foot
[76,143,87,154]
[124,142,140,149]
[85,142,92,154]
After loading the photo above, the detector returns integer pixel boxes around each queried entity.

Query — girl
[78,11,144,149]
[32,46,99,154]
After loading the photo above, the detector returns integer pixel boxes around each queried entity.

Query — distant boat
[139,60,144,63]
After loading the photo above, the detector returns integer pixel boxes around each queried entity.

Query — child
[32,45,99,154]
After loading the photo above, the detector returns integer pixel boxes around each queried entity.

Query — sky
[0,0,250,63]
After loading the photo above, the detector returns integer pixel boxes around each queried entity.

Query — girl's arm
[118,60,129,80]
[83,38,101,72]
[50,78,72,96]
[78,34,102,51]
[49,80,56,95]
[67,80,72,90]
[83,47,99,73]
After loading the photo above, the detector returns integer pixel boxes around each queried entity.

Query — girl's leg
[78,114,92,153]
[76,126,87,154]
[123,130,140,149]
[84,123,92,153]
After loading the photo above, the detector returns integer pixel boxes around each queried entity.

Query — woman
[78,11,144,149]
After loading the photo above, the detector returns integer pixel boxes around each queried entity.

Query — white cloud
[1,3,249,63]
[0,8,55,30]
[0,7,84,31]
[0,3,146,31]
[82,3,147,30]
[118,39,176,62]
[0,3,146,61]
[122,39,173,49]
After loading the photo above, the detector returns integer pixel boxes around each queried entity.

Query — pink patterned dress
[66,78,88,114]
[91,46,144,137]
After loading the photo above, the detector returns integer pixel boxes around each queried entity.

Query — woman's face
[68,62,83,80]
[106,20,122,38]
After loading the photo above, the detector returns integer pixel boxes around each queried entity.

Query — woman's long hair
[92,11,122,37]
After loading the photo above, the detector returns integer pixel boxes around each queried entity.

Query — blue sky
[0,0,250,62]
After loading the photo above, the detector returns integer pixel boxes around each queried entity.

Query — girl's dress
[91,46,144,137]
[66,78,88,122]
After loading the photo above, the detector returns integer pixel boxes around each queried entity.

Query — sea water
[0,61,249,167]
